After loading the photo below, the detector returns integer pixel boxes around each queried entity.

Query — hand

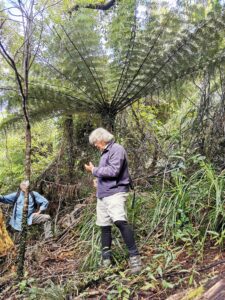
[84,162,95,173]
[32,211,41,217]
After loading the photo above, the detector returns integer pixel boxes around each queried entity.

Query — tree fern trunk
[63,115,75,181]
[101,113,116,132]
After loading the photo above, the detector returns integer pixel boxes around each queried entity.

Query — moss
[182,286,204,300]
[0,209,14,256]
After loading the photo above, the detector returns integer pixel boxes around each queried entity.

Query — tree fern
[0,0,224,130]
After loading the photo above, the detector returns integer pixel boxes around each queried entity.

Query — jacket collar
[101,140,115,154]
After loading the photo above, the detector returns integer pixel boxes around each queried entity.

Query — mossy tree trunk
[17,109,31,279]
[0,1,36,279]
[63,115,75,182]
[16,2,33,279]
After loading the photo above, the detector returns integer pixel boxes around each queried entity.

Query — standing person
[85,127,142,274]
[0,181,53,239]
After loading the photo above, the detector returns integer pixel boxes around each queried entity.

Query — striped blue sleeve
[32,191,49,211]
[0,192,17,205]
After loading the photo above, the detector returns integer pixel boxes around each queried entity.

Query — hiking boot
[129,255,142,274]
[44,220,53,239]
[102,258,112,268]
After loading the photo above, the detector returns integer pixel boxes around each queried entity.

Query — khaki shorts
[96,192,128,226]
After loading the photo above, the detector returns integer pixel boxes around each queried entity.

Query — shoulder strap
[30,191,35,202]
[13,188,21,220]
[13,188,21,204]
[30,191,38,210]
[13,190,38,208]
[13,190,39,219]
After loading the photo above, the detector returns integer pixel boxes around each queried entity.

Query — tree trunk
[17,120,31,279]
[101,113,116,132]
[63,115,75,181]
[17,1,33,279]
[17,84,32,279]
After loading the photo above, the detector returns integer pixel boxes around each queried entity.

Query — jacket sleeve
[33,192,49,212]
[0,192,17,205]
[93,148,125,178]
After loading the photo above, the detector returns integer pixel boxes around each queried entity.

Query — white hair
[89,128,114,145]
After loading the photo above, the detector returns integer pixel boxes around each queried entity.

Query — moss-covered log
[0,208,14,256]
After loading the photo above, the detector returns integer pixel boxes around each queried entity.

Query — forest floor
[1,235,225,299]
[1,195,225,299]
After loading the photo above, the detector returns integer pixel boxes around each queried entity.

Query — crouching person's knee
[32,213,51,224]
[43,214,51,222]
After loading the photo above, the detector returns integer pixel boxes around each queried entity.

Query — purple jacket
[93,141,130,198]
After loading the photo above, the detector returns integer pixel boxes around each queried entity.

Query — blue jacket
[0,191,49,231]
[93,141,130,198]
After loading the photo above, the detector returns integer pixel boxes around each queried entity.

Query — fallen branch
[68,0,116,14]
[154,259,225,280]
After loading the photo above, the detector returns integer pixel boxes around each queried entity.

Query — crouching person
[85,128,142,274]
[0,181,53,239]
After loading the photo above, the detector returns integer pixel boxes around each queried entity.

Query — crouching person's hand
[32,210,41,217]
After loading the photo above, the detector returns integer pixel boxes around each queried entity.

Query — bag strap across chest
[13,190,37,219]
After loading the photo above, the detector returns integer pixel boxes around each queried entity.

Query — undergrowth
[19,156,225,299]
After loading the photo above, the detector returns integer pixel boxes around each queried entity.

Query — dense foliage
[0,0,225,298]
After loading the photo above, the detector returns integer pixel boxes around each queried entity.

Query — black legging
[101,220,139,259]
[101,226,112,259]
